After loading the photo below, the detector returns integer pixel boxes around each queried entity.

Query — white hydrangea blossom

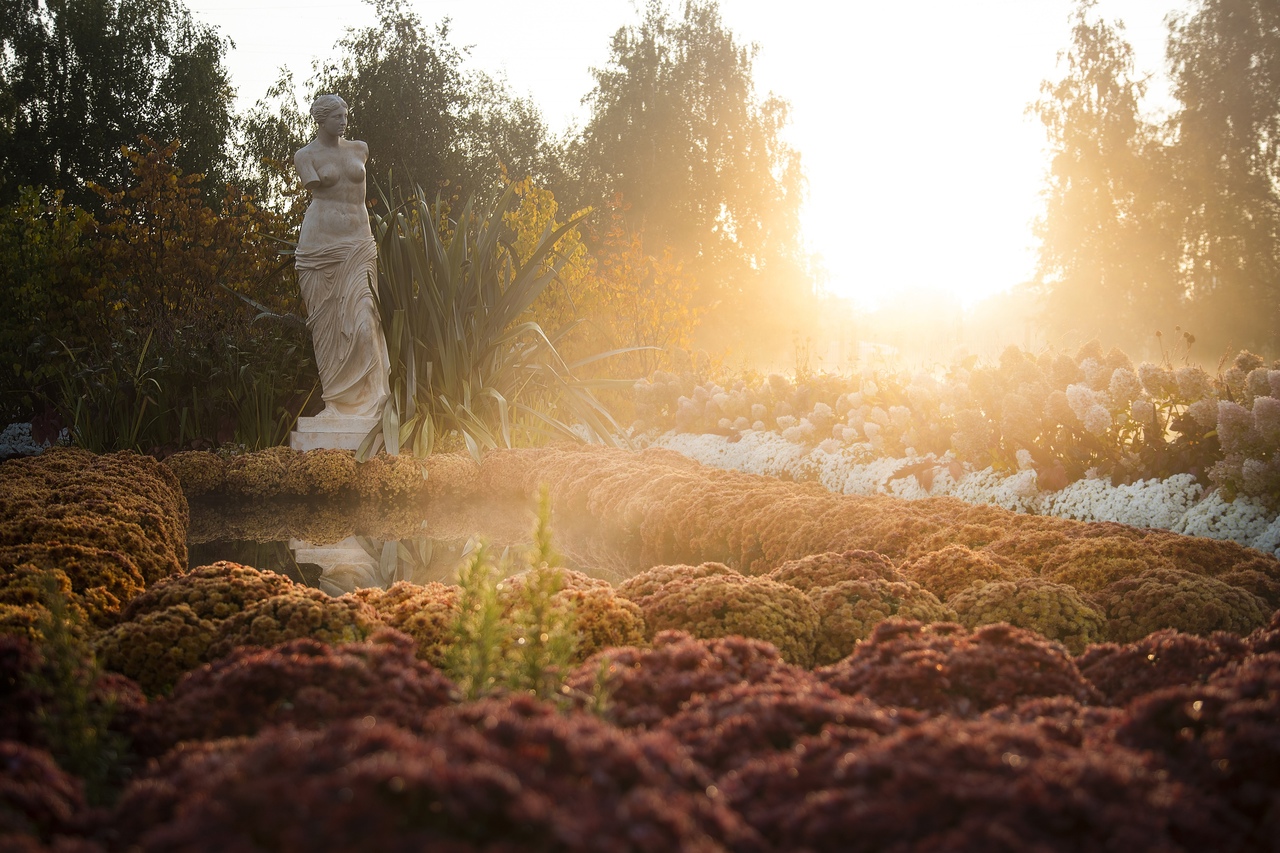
[1082,405,1112,435]
[1065,384,1099,419]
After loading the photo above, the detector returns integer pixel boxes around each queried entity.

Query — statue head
[310,94,349,129]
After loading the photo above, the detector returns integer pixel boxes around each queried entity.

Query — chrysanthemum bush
[634,342,1280,557]
[10,442,1280,848]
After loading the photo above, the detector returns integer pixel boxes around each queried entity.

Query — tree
[0,0,235,206]
[1033,1,1182,350]
[572,0,814,360]
[308,0,555,203]
[1167,0,1280,354]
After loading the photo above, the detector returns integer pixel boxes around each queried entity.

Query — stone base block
[289,415,380,452]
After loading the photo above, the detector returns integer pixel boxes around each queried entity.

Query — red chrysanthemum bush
[108,695,765,853]
[130,631,457,759]
[1075,629,1249,706]
[566,631,799,729]
[0,741,87,841]
[654,674,918,778]
[1115,652,1280,849]
[816,618,1100,716]
[720,714,1233,852]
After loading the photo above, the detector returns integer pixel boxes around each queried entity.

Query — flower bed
[4,445,1280,849]
[629,343,1280,558]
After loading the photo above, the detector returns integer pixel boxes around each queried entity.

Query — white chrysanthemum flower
[1130,399,1156,425]
[869,407,890,427]
[863,422,882,440]
[1015,448,1034,471]
[775,415,798,430]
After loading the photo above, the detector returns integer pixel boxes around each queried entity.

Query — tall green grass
[364,184,633,460]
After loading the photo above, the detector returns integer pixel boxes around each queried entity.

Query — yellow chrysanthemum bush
[765,550,902,590]
[162,450,226,497]
[204,587,384,662]
[807,578,955,666]
[631,570,819,667]
[121,561,298,623]
[94,603,219,695]
[280,448,359,497]
[948,577,1107,654]
[1097,568,1273,643]
[350,581,459,667]
[0,448,187,638]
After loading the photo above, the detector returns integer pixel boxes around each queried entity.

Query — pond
[186,494,637,595]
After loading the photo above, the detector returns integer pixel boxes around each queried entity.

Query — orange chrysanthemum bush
[617,561,739,607]
[1096,567,1273,643]
[221,446,293,499]
[472,446,1280,644]
[900,543,1032,601]
[630,571,819,667]
[807,578,955,666]
[495,568,646,664]
[0,448,187,633]
[280,448,358,496]
[349,581,459,667]
[948,577,1107,654]
[353,452,428,501]
[764,550,902,590]
[162,451,225,497]
[94,603,219,695]
[120,561,297,623]
[203,587,384,662]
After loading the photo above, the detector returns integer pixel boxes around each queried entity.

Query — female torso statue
[293,94,389,418]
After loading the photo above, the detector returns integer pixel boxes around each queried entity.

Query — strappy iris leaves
[361,185,634,461]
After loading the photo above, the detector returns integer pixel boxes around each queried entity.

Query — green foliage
[32,141,318,452]
[52,320,317,453]
[27,573,131,805]
[0,0,235,206]
[444,542,511,700]
[302,0,555,203]
[364,183,629,461]
[573,0,815,358]
[0,188,106,421]
[1033,4,1180,347]
[1036,0,1280,355]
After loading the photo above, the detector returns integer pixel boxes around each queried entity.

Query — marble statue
[293,94,390,419]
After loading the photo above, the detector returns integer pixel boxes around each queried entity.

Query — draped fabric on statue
[295,236,389,417]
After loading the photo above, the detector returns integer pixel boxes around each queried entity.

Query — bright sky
[186,0,1194,309]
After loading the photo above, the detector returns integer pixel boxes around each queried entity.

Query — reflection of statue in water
[293,94,389,418]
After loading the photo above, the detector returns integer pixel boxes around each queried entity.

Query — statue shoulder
[350,139,369,159]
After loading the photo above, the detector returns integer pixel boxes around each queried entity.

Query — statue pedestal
[291,536,385,595]
[289,416,379,451]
